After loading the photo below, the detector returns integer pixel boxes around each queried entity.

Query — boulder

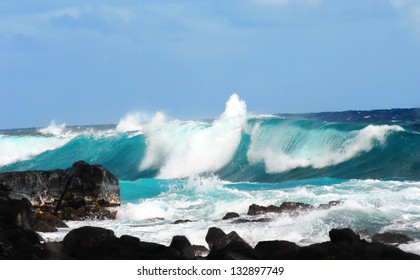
[205,227,256,260]
[0,161,120,210]
[169,236,194,260]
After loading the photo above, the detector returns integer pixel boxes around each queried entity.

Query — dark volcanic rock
[0,161,120,209]
[278,202,314,214]
[63,226,118,259]
[372,232,414,245]
[222,212,240,220]
[248,202,314,216]
[0,198,43,259]
[170,235,194,260]
[255,240,300,260]
[206,227,256,260]
[248,204,280,215]
[0,198,33,230]
[318,200,343,210]
[61,226,182,260]
[58,161,120,209]
[297,228,420,260]
[205,227,229,252]
[32,211,68,232]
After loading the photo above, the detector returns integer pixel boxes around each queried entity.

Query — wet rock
[278,202,314,214]
[0,161,120,212]
[222,212,240,220]
[248,202,314,216]
[318,200,343,210]
[372,232,414,245]
[247,204,280,215]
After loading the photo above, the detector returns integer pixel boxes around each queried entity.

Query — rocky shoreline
[1,162,419,260]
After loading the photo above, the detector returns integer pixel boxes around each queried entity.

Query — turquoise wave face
[1,116,420,182]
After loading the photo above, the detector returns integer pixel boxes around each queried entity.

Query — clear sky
[1,0,420,129]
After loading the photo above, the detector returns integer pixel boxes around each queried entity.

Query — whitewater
[1,94,420,254]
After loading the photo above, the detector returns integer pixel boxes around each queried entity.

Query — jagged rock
[170,235,194,260]
[205,227,257,260]
[248,202,314,216]
[278,202,314,214]
[318,200,343,210]
[222,212,240,220]
[205,227,229,252]
[0,161,120,210]
[254,240,300,259]
[58,161,120,209]
[372,232,414,245]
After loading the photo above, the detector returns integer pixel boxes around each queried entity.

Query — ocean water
[1,95,420,254]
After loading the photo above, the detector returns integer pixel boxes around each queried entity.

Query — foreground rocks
[1,199,419,260]
[0,161,120,231]
[4,224,419,260]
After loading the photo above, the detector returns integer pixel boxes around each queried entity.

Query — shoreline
[1,162,420,260]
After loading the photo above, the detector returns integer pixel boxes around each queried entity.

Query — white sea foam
[38,120,67,136]
[116,112,146,133]
[0,135,72,167]
[39,178,420,254]
[139,94,247,179]
[247,124,404,173]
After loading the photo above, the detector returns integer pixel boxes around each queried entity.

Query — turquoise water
[1,96,420,253]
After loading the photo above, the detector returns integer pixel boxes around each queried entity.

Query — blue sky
[1,0,419,129]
